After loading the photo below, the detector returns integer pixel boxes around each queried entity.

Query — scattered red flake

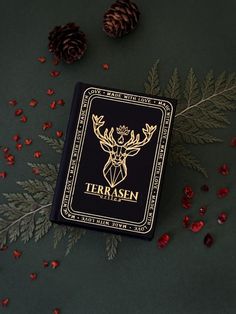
[57,99,65,106]
[16,143,23,151]
[30,273,37,281]
[183,215,190,228]
[34,151,42,158]
[102,63,110,70]
[15,108,23,116]
[37,56,46,63]
[183,185,194,199]
[47,88,55,96]
[8,99,17,106]
[53,308,61,314]
[1,298,9,307]
[218,163,229,176]
[230,137,236,147]
[190,221,205,233]
[6,154,15,165]
[0,172,7,179]
[199,206,207,217]
[51,260,60,269]
[56,131,63,138]
[53,57,60,66]
[29,98,38,107]
[157,233,170,248]
[217,187,229,198]
[201,184,209,192]
[12,134,20,142]
[50,70,61,78]
[217,212,228,225]
[13,249,22,259]
[24,138,32,145]
[182,196,191,209]
[43,260,49,268]
[20,115,28,123]
[0,244,8,251]
[32,167,40,175]
[204,233,214,247]
[3,147,9,154]
[50,101,57,109]
[42,121,52,130]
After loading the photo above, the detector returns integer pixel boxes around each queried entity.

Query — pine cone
[48,23,87,64]
[103,0,140,38]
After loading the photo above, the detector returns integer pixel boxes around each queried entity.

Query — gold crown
[116,125,130,136]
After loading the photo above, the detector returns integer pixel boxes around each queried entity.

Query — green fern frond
[39,135,64,153]
[169,144,207,177]
[65,227,86,256]
[144,60,161,95]
[164,68,181,100]
[27,163,59,183]
[105,234,122,261]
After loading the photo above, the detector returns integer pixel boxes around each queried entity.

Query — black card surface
[50,82,177,239]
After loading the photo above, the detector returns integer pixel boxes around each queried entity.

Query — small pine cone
[103,0,140,38]
[48,23,87,64]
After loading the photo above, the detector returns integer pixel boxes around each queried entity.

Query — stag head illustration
[92,114,157,188]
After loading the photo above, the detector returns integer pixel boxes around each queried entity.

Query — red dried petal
[24,138,32,145]
[102,63,110,70]
[47,88,55,96]
[16,143,23,151]
[8,99,17,106]
[56,131,63,138]
[20,115,28,123]
[230,137,236,147]
[37,56,46,63]
[50,101,57,109]
[190,221,205,233]
[6,154,15,165]
[57,99,65,106]
[30,273,37,281]
[15,108,23,116]
[0,171,7,178]
[42,121,52,130]
[50,70,61,77]
[201,184,209,192]
[43,260,49,268]
[183,185,194,199]
[34,151,42,158]
[13,249,22,259]
[218,164,229,176]
[204,233,214,247]
[183,215,190,228]
[3,147,9,154]
[217,212,228,224]
[157,233,170,248]
[199,206,207,217]
[53,308,60,314]
[53,57,60,66]
[182,196,191,209]
[32,167,40,175]
[1,298,9,307]
[29,98,38,107]
[217,187,229,198]
[51,260,60,269]
[12,134,20,142]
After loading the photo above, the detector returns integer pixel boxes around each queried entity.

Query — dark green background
[0,0,236,313]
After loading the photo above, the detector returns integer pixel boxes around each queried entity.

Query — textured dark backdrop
[0,0,236,313]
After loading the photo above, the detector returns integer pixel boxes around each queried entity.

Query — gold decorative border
[60,87,174,235]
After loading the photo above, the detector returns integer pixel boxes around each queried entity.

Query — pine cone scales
[103,0,140,38]
[48,23,87,64]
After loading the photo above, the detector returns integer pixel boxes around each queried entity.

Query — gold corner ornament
[92,114,157,188]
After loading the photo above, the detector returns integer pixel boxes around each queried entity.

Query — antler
[92,114,117,147]
[124,124,157,149]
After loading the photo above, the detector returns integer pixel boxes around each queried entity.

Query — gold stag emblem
[92,114,157,188]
